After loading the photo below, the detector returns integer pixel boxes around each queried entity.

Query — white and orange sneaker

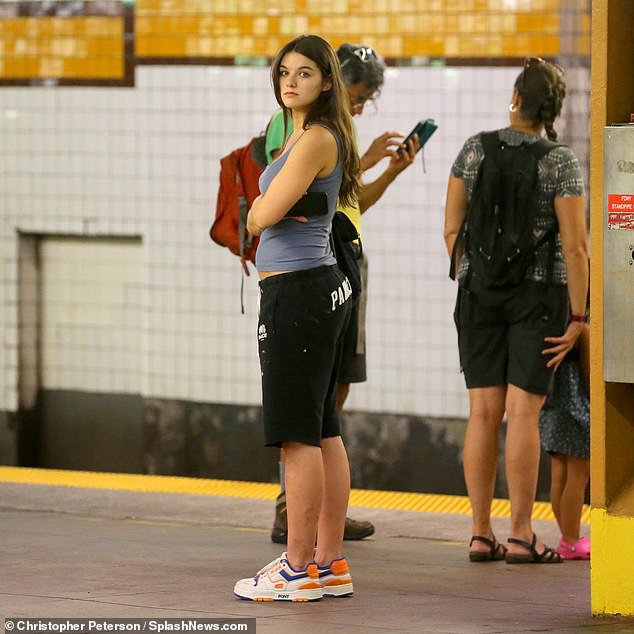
[234,553,323,602]
[318,557,354,597]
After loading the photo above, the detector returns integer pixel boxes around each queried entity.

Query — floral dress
[539,350,590,459]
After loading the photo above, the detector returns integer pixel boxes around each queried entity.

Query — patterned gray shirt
[451,127,585,285]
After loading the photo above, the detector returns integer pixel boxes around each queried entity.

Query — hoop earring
[508,103,517,112]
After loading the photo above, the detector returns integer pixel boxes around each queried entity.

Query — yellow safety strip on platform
[0,466,590,524]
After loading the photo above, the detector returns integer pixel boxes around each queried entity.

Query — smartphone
[399,118,438,153]
[285,191,329,217]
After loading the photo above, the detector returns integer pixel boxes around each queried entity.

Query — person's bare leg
[283,441,323,569]
[278,448,286,491]
[336,382,350,413]
[549,453,567,528]
[314,435,350,565]
[505,385,548,555]
[334,380,375,541]
[558,455,590,544]
[464,386,506,553]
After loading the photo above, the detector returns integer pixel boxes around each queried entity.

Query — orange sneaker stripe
[330,560,349,575]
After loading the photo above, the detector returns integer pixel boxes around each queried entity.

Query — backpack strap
[480,131,501,156]
[527,138,565,283]
[546,225,558,284]
[449,131,499,283]
[449,226,464,282]
[237,177,248,314]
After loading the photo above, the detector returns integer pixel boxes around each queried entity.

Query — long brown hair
[271,35,361,208]
[514,59,566,141]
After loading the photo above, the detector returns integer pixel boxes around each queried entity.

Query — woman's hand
[360,132,405,171]
[385,136,419,176]
[542,320,586,370]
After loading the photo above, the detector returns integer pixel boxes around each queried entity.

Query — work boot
[271,491,375,544]
[271,492,289,545]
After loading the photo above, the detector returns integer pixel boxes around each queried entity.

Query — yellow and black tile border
[0,465,590,523]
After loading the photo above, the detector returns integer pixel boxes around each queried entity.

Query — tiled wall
[0,2,126,82]
[0,0,591,426]
[0,0,589,82]
[0,63,590,420]
[39,237,143,394]
[135,0,572,58]
[0,17,124,79]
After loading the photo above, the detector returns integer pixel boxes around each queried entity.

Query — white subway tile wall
[0,65,589,418]
[39,237,143,395]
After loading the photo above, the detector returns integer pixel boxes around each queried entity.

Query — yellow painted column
[590,0,634,617]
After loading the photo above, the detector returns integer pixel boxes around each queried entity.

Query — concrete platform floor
[1,482,633,633]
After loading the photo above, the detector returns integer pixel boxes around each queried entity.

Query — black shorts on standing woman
[259,264,352,447]
[455,279,568,395]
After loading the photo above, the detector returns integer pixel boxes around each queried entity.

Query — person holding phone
[234,34,361,602]
[400,119,437,154]
[264,42,419,546]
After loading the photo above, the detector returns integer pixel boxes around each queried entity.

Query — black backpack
[450,131,563,288]
[331,211,362,300]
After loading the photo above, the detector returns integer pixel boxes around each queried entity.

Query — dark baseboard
[2,394,557,500]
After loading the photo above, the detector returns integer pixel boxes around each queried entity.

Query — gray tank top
[255,125,341,272]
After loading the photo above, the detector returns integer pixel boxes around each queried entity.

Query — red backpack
[210,134,267,263]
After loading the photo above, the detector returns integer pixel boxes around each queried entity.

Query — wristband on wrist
[570,313,587,323]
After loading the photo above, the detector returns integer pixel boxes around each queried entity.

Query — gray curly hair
[336,43,385,95]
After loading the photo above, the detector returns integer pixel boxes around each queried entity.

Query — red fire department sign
[607,194,634,230]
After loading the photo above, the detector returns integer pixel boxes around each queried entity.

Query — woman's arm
[542,195,589,369]
[247,126,336,236]
[556,196,589,317]
[443,175,468,258]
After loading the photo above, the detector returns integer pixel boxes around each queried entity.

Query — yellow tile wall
[0,17,124,80]
[0,0,590,80]
[134,0,581,58]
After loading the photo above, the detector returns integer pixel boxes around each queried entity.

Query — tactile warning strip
[0,466,590,523]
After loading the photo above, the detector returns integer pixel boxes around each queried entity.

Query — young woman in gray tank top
[233,35,362,602]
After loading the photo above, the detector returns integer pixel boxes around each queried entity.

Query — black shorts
[337,250,367,384]
[454,279,569,395]
[258,264,352,447]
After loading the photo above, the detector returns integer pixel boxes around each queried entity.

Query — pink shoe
[556,536,590,560]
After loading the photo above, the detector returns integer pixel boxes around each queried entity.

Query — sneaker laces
[254,553,287,581]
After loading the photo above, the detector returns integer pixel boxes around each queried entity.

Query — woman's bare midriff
[259,270,291,280]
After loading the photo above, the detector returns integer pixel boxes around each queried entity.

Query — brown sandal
[469,535,507,562]
[505,533,563,564]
